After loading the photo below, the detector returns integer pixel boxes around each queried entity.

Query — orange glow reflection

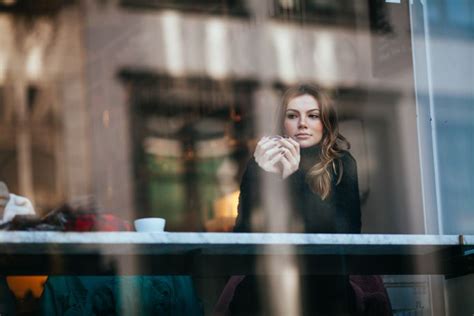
[205,190,239,232]
[6,276,48,298]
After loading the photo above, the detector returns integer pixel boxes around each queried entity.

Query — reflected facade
[0,0,473,315]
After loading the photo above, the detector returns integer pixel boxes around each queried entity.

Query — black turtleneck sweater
[230,145,363,315]
[234,144,361,233]
[230,145,362,315]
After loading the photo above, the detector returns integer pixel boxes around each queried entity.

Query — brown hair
[276,84,350,199]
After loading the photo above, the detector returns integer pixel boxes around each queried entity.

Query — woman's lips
[295,134,311,139]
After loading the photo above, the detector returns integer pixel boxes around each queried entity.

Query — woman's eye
[286,114,297,119]
[309,114,319,119]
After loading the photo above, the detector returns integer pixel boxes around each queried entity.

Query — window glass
[0,0,472,315]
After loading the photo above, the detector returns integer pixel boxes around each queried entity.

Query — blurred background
[0,0,472,314]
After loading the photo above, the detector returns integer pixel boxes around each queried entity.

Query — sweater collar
[299,143,322,171]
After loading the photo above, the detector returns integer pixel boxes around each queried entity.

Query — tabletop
[0,232,472,276]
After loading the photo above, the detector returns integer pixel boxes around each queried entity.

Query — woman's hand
[254,136,283,174]
[278,137,300,179]
[254,136,300,178]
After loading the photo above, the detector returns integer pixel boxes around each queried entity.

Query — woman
[231,84,362,315]
[235,84,361,234]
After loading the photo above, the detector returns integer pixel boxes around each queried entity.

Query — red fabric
[64,213,132,232]
[349,275,393,316]
[214,275,393,316]
[213,275,245,316]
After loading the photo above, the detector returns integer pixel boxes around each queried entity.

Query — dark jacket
[228,145,392,315]
[234,144,361,234]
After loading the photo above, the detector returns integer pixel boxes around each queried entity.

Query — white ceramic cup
[134,217,166,232]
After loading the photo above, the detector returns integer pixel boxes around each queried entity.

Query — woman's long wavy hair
[276,84,350,199]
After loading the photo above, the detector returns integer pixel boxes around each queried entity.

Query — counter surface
[0,232,472,276]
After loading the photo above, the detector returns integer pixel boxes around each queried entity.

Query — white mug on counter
[134,217,166,232]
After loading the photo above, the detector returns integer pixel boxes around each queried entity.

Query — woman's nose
[298,117,307,128]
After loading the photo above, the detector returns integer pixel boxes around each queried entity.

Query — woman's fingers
[279,155,296,179]
[259,145,282,162]
[279,138,299,157]
[254,137,266,157]
[278,138,300,170]
[254,136,285,174]
[287,137,301,151]
[254,137,278,157]
[269,150,284,166]
[282,147,299,165]
[254,136,301,177]
[280,154,290,168]
[255,139,280,161]
[279,146,299,178]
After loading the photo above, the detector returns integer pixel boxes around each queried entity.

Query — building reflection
[0,0,426,233]
[0,0,473,314]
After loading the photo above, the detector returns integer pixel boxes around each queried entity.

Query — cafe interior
[0,0,473,315]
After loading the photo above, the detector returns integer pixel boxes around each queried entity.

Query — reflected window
[120,0,249,17]
[0,0,63,13]
[120,70,257,231]
[272,0,358,27]
[0,84,63,214]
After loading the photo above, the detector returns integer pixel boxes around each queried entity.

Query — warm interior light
[6,276,48,298]
[205,190,239,232]
[144,137,182,158]
[213,190,239,219]
[1,0,17,6]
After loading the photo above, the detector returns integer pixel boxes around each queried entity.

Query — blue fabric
[0,277,15,316]
[41,275,203,316]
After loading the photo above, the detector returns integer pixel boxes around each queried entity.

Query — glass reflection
[0,0,472,315]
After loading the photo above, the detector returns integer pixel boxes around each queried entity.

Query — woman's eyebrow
[285,108,320,113]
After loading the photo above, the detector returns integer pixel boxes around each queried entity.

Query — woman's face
[283,94,324,148]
